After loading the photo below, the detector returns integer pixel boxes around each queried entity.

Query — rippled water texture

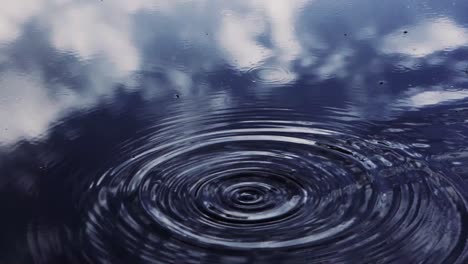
[1,0,468,263]
[80,108,468,264]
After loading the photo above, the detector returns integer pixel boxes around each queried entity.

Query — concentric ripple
[81,108,468,264]
[247,66,296,85]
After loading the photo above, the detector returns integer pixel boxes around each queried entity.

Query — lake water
[1,0,468,263]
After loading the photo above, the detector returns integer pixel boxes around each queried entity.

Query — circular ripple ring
[81,108,468,263]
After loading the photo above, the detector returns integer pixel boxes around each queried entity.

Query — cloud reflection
[380,18,468,57]
[218,13,271,70]
[398,89,468,108]
[48,4,140,74]
[0,0,467,145]
[0,0,42,43]
[0,71,78,143]
[217,0,308,83]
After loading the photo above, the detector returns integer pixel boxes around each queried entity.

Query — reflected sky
[0,0,467,144]
[1,1,468,263]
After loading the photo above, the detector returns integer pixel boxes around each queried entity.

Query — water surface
[1,0,468,263]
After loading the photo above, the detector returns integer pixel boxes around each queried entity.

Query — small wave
[76,107,468,263]
[247,67,296,86]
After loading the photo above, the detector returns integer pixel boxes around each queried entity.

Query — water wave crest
[81,108,468,263]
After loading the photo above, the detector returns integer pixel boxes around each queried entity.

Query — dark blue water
[1,0,468,263]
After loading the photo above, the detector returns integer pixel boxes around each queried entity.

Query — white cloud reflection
[259,0,306,64]
[316,48,353,80]
[0,0,184,144]
[397,89,468,109]
[218,13,271,70]
[49,4,140,75]
[0,71,79,143]
[0,0,468,145]
[218,0,309,81]
[0,0,42,43]
[380,18,468,57]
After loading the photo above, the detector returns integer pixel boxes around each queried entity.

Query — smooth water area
[1,0,468,263]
